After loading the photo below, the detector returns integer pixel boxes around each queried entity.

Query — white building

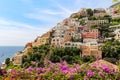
[83,39,98,43]
[114,29,120,41]
[13,51,23,65]
[51,37,64,48]
[64,41,82,48]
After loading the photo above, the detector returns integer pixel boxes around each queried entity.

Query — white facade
[83,39,98,43]
[51,37,64,48]
[64,41,82,48]
[114,29,120,41]
[13,51,23,65]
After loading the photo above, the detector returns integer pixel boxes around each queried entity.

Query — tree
[22,44,82,65]
[90,24,97,29]
[97,24,110,38]
[22,62,30,68]
[82,56,95,63]
[73,15,84,19]
[62,55,73,64]
[79,20,85,25]
[101,40,120,60]
[86,8,93,16]
[104,15,111,23]
[5,58,10,65]
[103,57,117,64]
[88,16,97,20]
[50,55,60,63]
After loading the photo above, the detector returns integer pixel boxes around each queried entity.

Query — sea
[0,46,24,63]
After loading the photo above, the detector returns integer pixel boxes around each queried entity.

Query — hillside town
[13,3,120,65]
[2,1,120,80]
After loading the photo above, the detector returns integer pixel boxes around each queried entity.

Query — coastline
[0,46,24,63]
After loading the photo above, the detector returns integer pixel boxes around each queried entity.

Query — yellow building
[23,47,33,55]
[81,43,102,58]
[32,37,49,46]
[13,52,23,65]
[32,31,52,47]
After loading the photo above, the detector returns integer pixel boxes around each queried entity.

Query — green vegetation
[73,15,84,19]
[111,18,120,25]
[5,60,22,70]
[5,58,10,65]
[90,24,97,29]
[21,44,98,69]
[90,23,110,38]
[22,44,84,68]
[101,40,120,64]
[86,8,93,16]
[1,59,120,80]
[88,14,111,21]
[88,16,97,20]
[79,20,85,25]
[2,2,120,79]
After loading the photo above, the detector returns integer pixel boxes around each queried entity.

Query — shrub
[82,56,95,63]
[5,58,10,65]
[1,59,120,80]
[103,58,117,64]
[22,62,30,68]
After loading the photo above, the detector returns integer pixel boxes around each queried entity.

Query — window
[68,43,71,45]
[65,43,67,45]
[53,39,55,41]
[72,44,74,46]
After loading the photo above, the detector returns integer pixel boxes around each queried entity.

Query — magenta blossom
[27,66,33,73]
[102,64,111,73]
[86,70,95,77]
[11,69,19,75]
[84,76,89,80]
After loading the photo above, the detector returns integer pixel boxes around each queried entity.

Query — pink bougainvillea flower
[86,70,95,77]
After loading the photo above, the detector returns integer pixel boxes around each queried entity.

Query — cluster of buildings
[107,2,120,18]
[110,24,120,41]
[13,3,120,65]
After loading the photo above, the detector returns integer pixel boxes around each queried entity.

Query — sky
[0,0,114,46]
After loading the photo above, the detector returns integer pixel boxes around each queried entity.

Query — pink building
[82,29,99,39]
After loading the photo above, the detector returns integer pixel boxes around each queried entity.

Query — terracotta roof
[25,42,32,47]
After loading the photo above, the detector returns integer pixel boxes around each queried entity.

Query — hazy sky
[0,0,114,46]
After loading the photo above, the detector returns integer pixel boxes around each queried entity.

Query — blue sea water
[0,46,24,63]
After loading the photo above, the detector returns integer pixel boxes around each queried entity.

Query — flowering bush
[1,59,120,80]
